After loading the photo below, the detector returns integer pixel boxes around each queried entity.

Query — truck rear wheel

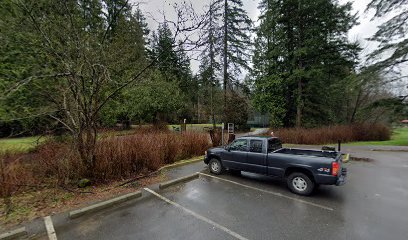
[287,172,314,196]
[209,158,224,175]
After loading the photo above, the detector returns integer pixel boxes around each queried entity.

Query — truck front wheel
[209,158,224,175]
[287,172,314,196]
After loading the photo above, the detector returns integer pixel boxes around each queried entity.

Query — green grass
[168,123,222,131]
[2,127,405,154]
[346,127,408,146]
[0,136,45,153]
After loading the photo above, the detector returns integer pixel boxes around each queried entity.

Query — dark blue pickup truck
[204,136,347,195]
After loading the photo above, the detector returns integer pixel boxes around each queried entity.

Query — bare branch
[1,73,71,100]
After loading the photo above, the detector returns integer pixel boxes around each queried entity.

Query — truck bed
[274,148,338,159]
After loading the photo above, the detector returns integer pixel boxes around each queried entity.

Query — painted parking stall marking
[198,172,334,211]
[143,188,250,240]
[44,216,58,240]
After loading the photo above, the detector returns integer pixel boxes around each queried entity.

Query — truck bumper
[315,167,347,186]
[336,168,347,186]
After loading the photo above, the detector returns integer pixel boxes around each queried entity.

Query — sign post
[227,123,235,144]
[227,123,234,134]
[221,123,224,146]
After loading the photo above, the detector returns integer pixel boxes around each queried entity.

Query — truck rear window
[268,138,282,153]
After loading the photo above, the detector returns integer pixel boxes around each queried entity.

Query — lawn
[346,127,408,146]
[0,124,217,153]
[168,123,222,131]
[0,136,45,153]
[1,126,406,153]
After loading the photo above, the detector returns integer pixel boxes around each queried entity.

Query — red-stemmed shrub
[270,124,391,145]
[92,131,210,181]
[1,130,210,186]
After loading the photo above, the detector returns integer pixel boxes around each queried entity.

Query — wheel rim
[292,177,307,191]
[210,161,220,172]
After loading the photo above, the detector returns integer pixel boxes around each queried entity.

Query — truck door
[222,139,248,170]
[266,138,285,177]
[245,139,267,174]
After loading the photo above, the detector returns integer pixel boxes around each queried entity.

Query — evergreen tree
[220,0,253,122]
[150,23,196,120]
[150,23,179,80]
[135,6,150,44]
[150,23,193,90]
[198,0,223,126]
[252,0,359,127]
[366,0,408,77]
[198,0,252,123]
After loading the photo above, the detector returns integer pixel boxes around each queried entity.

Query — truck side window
[229,139,248,152]
[250,140,263,153]
[268,138,282,152]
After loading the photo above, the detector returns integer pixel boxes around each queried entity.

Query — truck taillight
[332,162,339,176]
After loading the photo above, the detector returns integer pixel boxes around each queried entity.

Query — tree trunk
[296,78,302,127]
[209,2,216,129]
[76,123,97,177]
[223,0,228,123]
[350,88,362,124]
[295,1,304,128]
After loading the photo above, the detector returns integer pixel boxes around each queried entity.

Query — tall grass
[1,130,210,189]
[271,124,391,145]
[94,131,209,181]
[0,152,33,214]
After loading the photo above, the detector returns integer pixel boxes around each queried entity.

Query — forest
[1,0,407,136]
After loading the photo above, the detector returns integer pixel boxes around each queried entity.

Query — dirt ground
[0,173,165,229]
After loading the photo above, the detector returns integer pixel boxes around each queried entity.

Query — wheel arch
[208,154,221,162]
[285,167,315,183]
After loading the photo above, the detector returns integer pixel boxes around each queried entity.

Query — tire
[287,172,315,196]
[209,158,224,175]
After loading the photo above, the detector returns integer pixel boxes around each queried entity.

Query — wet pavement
[11,146,408,240]
[51,147,408,240]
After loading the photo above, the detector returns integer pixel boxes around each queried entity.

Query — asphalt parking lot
[49,146,408,240]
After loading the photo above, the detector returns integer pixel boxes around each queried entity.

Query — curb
[158,156,204,172]
[159,173,200,189]
[0,227,27,240]
[370,149,408,152]
[69,191,142,219]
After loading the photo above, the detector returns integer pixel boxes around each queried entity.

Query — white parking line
[198,172,334,211]
[143,188,250,240]
[44,216,58,240]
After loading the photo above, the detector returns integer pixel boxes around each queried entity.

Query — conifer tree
[366,0,408,79]
[252,0,359,127]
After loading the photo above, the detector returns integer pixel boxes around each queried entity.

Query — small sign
[228,123,234,134]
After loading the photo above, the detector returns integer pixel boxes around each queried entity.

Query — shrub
[33,140,84,184]
[270,124,391,145]
[0,130,210,191]
[0,152,33,214]
[93,131,210,181]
